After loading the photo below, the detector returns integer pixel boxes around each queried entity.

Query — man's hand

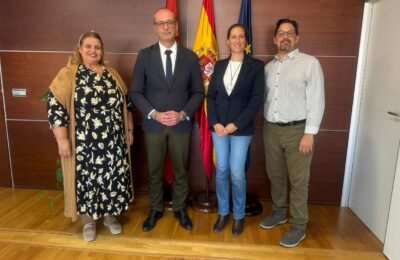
[299,133,314,155]
[155,111,181,126]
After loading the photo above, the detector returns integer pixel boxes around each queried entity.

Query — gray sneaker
[279,226,305,247]
[259,211,287,229]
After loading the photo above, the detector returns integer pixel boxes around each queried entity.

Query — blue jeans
[212,132,252,220]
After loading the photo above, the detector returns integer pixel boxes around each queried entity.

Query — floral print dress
[48,64,132,219]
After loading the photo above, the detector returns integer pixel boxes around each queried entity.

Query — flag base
[226,193,263,216]
[244,193,263,216]
[163,185,174,211]
[191,192,217,213]
[189,192,262,215]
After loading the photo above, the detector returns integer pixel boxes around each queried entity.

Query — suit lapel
[230,55,252,96]
[150,44,169,87]
[169,46,185,89]
[219,59,230,96]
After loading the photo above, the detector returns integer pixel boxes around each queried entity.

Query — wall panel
[2,53,70,120]
[319,57,358,130]
[309,131,349,204]
[0,60,12,187]
[0,0,189,52]
[0,0,167,52]
[187,0,364,56]
[1,52,142,122]
[8,121,59,189]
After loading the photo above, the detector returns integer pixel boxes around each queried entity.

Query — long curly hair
[69,31,105,65]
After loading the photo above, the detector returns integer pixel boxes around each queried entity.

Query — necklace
[227,60,242,92]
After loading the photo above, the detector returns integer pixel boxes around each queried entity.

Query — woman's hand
[224,123,238,134]
[128,131,134,146]
[127,111,134,145]
[57,138,72,158]
[213,123,227,136]
[52,127,71,158]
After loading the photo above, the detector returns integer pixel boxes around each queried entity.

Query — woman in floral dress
[48,31,134,241]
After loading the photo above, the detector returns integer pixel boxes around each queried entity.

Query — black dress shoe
[232,218,244,236]
[174,208,193,230]
[213,214,229,233]
[142,209,163,232]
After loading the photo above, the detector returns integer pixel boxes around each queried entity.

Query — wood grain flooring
[0,188,384,259]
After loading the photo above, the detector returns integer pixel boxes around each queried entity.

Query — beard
[278,40,292,52]
[278,40,293,52]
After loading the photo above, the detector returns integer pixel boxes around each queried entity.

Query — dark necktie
[165,49,173,84]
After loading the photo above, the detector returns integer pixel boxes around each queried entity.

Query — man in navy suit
[129,8,204,232]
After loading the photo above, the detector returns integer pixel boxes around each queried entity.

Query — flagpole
[243,147,263,216]
[205,174,209,201]
[191,176,217,213]
[191,122,217,213]
[190,0,218,214]
[238,0,263,216]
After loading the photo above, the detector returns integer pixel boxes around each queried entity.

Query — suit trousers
[263,120,313,230]
[145,127,190,212]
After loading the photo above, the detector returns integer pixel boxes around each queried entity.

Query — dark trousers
[263,121,313,230]
[145,127,190,212]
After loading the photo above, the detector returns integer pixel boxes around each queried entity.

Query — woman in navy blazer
[207,24,265,236]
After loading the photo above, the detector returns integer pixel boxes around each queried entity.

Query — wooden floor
[0,188,384,259]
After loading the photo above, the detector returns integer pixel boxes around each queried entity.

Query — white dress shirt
[159,41,177,76]
[264,49,325,134]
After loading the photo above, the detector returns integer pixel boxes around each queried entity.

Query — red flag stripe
[203,0,215,34]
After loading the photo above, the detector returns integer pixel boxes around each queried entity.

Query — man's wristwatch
[179,111,189,121]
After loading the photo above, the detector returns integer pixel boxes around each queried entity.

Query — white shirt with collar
[264,48,325,134]
[159,41,177,76]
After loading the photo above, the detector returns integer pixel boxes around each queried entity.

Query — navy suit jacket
[207,55,265,135]
[129,43,204,133]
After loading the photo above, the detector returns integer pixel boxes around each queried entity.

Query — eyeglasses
[154,20,176,28]
[276,31,297,38]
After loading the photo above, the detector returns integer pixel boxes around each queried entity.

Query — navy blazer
[129,43,204,133]
[207,55,265,135]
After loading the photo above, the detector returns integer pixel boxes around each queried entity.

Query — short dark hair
[274,18,299,36]
[226,23,249,40]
